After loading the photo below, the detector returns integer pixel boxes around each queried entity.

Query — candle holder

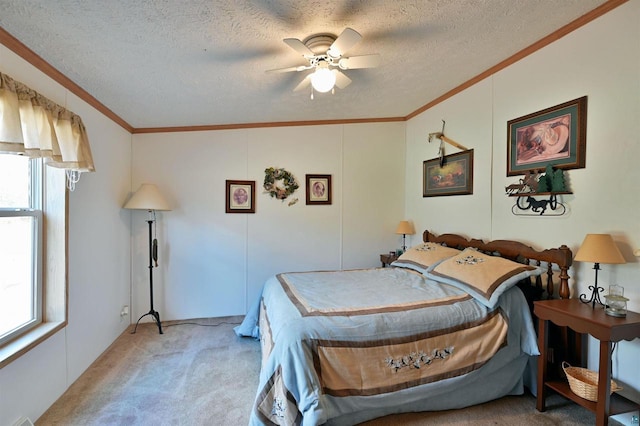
[604,285,628,318]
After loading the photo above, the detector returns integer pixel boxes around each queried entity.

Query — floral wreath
[263,167,299,204]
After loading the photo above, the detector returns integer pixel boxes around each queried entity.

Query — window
[0,154,43,346]
[0,71,81,367]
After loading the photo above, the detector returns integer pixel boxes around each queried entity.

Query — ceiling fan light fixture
[326,48,340,59]
[271,28,378,97]
[310,64,336,93]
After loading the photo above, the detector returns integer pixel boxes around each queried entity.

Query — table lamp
[574,234,626,309]
[395,220,415,253]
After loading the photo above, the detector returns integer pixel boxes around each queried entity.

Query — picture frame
[423,149,474,197]
[507,96,587,176]
[225,180,255,213]
[305,174,332,205]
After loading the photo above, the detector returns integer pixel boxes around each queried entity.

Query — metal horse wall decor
[505,168,570,216]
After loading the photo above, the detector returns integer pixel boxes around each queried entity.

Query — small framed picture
[225,180,255,213]
[423,149,474,197]
[306,174,332,205]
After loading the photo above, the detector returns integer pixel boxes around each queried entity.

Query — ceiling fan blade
[334,70,352,89]
[293,75,311,91]
[284,38,314,57]
[338,54,381,70]
[266,65,309,73]
[327,28,362,58]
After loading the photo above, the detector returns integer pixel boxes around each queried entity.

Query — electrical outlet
[120,305,129,317]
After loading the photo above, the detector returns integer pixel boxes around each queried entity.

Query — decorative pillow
[391,243,461,274]
[427,247,542,308]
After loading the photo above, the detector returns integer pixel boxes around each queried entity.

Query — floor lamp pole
[132,219,163,334]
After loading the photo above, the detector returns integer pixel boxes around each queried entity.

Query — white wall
[405,80,494,240]
[131,122,406,321]
[406,0,640,402]
[0,43,405,425]
[0,45,133,424]
[1,2,637,423]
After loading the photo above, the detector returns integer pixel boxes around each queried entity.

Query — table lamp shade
[123,184,171,211]
[395,221,415,235]
[574,234,625,264]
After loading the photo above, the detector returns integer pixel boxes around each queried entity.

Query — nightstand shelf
[544,380,639,416]
[535,299,640,425]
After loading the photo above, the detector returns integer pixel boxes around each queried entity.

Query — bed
[235,231,573,425]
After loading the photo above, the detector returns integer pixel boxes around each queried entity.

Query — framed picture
[225,180,255,213]
[306,174,332,205]
[507,96,587,176]
[423,149,474,197]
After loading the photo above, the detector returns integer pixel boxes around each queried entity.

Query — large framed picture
[305,174,331,205]
[423,149,474,197]
[507,96,587,176]
[225,180,255,213]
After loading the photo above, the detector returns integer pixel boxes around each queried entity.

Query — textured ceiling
[0,0,609,130]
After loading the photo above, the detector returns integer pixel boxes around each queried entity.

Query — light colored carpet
[37,317,603,425]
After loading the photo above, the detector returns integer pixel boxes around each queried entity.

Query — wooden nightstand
[534,299,640,425]
[380,253,398,267]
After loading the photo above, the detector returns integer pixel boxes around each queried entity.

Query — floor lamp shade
[123,184,171,211]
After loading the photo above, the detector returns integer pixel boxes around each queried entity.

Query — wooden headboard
[423,231,573,299]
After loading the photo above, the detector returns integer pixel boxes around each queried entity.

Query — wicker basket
[562,361,622,402]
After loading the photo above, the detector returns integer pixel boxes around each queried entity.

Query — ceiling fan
[267,28,380,98]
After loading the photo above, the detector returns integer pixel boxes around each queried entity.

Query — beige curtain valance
[0,72,95,173]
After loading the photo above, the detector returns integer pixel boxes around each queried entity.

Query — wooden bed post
[557,245,572,299]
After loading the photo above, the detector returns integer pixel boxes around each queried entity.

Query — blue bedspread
[236,267,539,425]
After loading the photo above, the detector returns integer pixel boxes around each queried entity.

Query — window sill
[0,321,66,369]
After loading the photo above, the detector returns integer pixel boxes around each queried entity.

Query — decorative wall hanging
[264,167,299,206]
[507,96,587,176]
[306,174,332,205]
[226,180,256,213]
[506,166,571,216]
[423,150,474,197]
[428,120,469,167]
[512,195,567,216]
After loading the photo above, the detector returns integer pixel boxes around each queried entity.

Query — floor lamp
[124,184,171,334]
